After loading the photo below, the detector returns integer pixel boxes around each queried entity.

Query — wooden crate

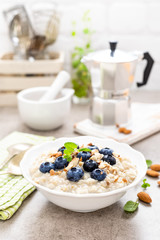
[0,51,64,106]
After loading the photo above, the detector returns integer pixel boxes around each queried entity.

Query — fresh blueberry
[77,151,91,162]
[39,162,55,173]
[99,147,113,155]
[54,156,68,170]
[58,146,66,154]
[67,167,84,182]
[87,145,99,151]
[91,169,106,181]
[83,159,98,172]
[102,155,116,165]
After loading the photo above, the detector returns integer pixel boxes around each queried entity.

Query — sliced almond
[122,178,127,183]
[146,169,159,177]
[88,143,93,146]
[114,177,118,182]
[91,149,99,155]
[50,169,62,176]
[137,192,152,203]
[106,180,110,186]
[79,162,83,167]
[150,164,160,171]
[64,157,79,171]
[113,153,120,158]
[98,161,109,169]
[50,152,62,158]
[50,169,55,176]
[90,152,103,162]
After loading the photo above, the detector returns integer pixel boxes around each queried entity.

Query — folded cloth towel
[0,131,54,220]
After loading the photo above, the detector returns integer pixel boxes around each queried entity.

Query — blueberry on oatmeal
[77,151,91,162]
[87,145,99,151]
[39,162,55,173]
[58,146,66,154]
[67,167,84,182]
[99,147,113,156]
[102,155,116,165]
[83,159,98,172]
[54,156,68,170]
[91,169,106,181]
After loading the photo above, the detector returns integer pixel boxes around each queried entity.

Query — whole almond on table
[118,127,132,134]
[157,180,160,185]
[137,192,152,204]
[150,164,160,171]
[146,169,160,177]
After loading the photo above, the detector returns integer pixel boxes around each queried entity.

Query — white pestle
[39,70,70,102]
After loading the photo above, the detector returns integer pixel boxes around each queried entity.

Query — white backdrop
[0,0,160,90]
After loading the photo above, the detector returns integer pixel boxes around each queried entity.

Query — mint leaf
[78,148,91,152]
[124,201,139,213]
[64,149,73,155]
[64,154,72,162]
[141,179,150,189]
[146,159,152,168]
[64,142,78,150]
[63,142,79,162]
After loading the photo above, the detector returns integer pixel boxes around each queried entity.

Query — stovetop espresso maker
[81,42,154,126]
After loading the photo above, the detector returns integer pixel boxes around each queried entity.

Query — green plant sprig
[71,10,95,98]
[63,142,91,162]
[141,179,150,189]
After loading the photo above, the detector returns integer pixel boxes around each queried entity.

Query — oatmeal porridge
[30,142,137,194]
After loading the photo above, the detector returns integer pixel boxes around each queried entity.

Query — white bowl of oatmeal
[20,136,147,212]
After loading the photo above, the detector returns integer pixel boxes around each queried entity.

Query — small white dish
[20,136,147,212]
[17,87,74,130]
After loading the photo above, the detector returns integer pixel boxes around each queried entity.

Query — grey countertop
[0,91,160,240]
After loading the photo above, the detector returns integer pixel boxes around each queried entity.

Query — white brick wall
[0,0,160,90]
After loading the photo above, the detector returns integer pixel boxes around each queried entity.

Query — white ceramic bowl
[17,87,74,130]
[20,136,147,212]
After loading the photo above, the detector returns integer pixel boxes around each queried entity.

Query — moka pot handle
[137,52,154,87]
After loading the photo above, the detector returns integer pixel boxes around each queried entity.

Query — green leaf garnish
[146,159,152,168]
[78,148,91,152]
[63,142,79,162]
[123,201,139,213]
[64,149,73,155]
[64,154,72,162]
[63,142,91,162]
[64,142,78,150]
[141,179,150,189]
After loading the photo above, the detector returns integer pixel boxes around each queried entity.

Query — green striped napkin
[0,131,54,220]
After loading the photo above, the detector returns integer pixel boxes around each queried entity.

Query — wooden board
[0,76,55,91]
[0,52,64,74]
[0,51,64,106]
